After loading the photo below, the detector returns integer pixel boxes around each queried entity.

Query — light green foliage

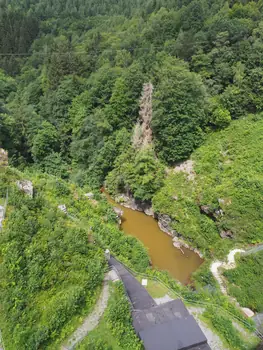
[203,308,250,350]
[0,168,149,349]
[0,187,105,349]
[77,282,142,350]
[153,115,263,257]
[224,251,263,312]
[106,146,165,201]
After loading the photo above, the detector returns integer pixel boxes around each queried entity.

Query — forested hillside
[1,0,263,347]
[1,0,263,250]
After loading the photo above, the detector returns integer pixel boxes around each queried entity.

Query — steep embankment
[153,115,263,258]
[0,167,148,350]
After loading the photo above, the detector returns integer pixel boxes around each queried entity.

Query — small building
[133,299,210,350]
[108,256,211,350]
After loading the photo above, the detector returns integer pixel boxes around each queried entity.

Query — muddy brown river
[107,195,203,284]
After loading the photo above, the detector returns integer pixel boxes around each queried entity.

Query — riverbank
[113,193,204,259]
[105,192,203,284]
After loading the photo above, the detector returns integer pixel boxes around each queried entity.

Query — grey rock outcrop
[157,214,178,237]
[219,230,233,239]
[113,207,123,217]
[16,180,33,198]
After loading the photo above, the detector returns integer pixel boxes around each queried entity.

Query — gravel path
[210,249,245,295]
[188,306,228,350]
[62,274,110,350]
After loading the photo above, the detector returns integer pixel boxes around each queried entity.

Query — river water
[107,195,203,284]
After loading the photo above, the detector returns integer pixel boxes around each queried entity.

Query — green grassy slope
[153,114,263,258]
[0,167,148,349]
[224,251,263,313]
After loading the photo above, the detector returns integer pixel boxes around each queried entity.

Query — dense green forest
[1,0,263,251]
[1,0,263,348]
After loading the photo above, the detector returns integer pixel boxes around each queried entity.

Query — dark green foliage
[106,146,165,201]
[152,56,207,163]
[2,0,263,188]
[224,251,263,312]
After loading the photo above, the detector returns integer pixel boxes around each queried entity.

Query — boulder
[0,148,8,167]
[113,207,123,217]
[16,180,33,198]
[85,192,94,199]
[220,230,233,239]
[200,205,213,215]
[158,214,178,236]
[58,204,67,214]
[214,208,224,217]
[144,207,154,216]
[241,308,255,318]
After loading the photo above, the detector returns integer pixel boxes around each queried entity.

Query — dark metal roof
[108,257,211,350]
[133,300,210,350]
[108,256,156,310]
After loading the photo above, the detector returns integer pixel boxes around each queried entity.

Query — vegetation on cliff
[224,251,263,313]
[0,167,148,349]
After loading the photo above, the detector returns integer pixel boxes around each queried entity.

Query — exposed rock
[113,207,123,217]
[172,236,204,258]
[200,204,224,221]
[58,204,67,214]
[218,198,232,206]
[115,194,152,216]
[16,180,33,198]
[214,208,224,217]
[241,307,255,318]
[144,207,154,216]
[200,205,213,215]
[0,148,8,167]
[157,214,177,236]
[220,230,233,239]
[174,159,195,181]
[84,192,94,199]
[172,195,178,201]
[0,205,5,229]
[218,198,225,206]
[172,238,184,254]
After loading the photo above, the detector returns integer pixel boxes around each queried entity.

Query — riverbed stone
[113,207,123,217]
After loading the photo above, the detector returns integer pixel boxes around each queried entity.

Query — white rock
[84,192,94,199]
[241,308,255,318]
[58,204,67,214]
[16,180,33,198]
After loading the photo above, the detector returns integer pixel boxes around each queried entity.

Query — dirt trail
[61,274,110,350]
